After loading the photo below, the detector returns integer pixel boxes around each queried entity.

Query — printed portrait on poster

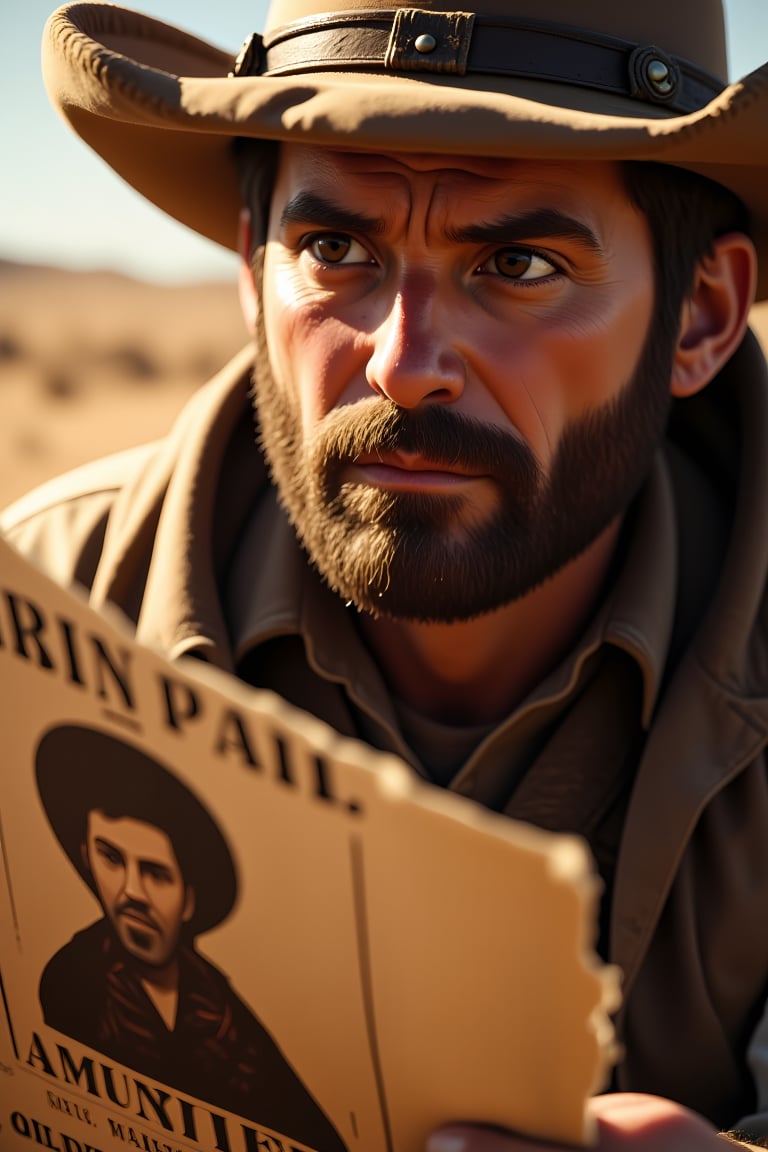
[34,724,347,1152]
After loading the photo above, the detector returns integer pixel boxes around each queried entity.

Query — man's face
[254,146,669,621]
[85,810,195,969]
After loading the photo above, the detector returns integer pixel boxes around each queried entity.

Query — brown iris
[311,234,352,263]
[493,248,535,278]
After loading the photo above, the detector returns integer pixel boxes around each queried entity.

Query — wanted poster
[0,533,619,1152]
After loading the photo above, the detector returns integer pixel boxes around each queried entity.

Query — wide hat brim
[35,724,237,936]
[44,3,768,298]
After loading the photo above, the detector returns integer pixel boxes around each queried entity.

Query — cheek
[577,282,655,400]
[560,224,656,412]
[264,286,370,430]
[500,281,654,458]
[91,866,118,906]
[152,886,184,925]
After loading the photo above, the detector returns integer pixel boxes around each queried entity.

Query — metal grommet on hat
[628,45,681,106]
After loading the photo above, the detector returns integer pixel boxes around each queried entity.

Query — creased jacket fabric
[5,326,768,1133]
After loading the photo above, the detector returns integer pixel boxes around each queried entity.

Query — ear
[671,232,757,399]
[238,206,260,333]
[182,886,196,925]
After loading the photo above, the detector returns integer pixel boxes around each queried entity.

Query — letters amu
[26,1034,314,1152]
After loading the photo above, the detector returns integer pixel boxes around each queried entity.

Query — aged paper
[0,534,619,1152]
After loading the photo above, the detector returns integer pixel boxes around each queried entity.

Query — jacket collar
[90,346,260,666]
[612,329,768,993]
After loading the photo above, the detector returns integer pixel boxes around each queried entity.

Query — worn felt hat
[36,724,237,935]
[43,0,768,297]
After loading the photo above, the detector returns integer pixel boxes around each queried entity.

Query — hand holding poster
[0,534,619,1152]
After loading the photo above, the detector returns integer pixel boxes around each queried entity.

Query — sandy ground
[0,260,248,508]
[1,260,767,511]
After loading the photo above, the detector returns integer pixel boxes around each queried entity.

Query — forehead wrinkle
[288,145,500,244]
[335,164,589,251]
[278,148,622,253]
[288,146,624,196]
[284,168,449,249]
[344,167,493,248]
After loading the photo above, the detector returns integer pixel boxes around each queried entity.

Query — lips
[118,907,159,932]
[351,450,484,478]
[343,452,489,495]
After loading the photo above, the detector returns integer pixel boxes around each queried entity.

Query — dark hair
[621,161,751,345]
[232,137,280,256]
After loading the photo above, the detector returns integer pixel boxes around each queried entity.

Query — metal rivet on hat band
[387,10,475,74]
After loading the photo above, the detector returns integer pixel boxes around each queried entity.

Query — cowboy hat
[36,724,237,935]
[43,0,768,297]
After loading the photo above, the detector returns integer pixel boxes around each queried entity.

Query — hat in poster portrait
[43,0,768,296]
[35,724,237,935]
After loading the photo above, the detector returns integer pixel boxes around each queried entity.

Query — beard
[252,310,674,623]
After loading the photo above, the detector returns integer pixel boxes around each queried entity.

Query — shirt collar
[228,487,401,729]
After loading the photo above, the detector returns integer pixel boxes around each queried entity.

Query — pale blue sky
[2,1,766,283]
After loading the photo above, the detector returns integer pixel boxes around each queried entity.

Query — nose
[122,858,146,903]
[365,272,465,408]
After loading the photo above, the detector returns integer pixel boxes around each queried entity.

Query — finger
[426,1124,567,1152]
[589,1093,723,1151]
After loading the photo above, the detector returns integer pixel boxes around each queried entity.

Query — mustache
[115,899,160,932]
[311,399,540,484]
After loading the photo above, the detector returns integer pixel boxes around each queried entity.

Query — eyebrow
[280,192,385,235]
[93,836,124,856]
[280,195,603,256]
[93,835,170,870]
[447,209,604,254]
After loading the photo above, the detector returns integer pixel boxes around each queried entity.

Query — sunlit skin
[249,147,660,721]
[239,147,757,1149]
[427,1093,765,1151]
[83,811,195,984]
[264,148,654,475]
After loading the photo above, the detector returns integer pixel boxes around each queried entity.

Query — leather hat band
[231,9,724,115]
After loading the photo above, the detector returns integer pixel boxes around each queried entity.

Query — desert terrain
[1,259,767,511]
[0,260,247,508]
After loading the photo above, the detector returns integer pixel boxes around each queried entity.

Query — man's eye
[98,846,123,866]
[305,233,370,265]
[484,247,558,281]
